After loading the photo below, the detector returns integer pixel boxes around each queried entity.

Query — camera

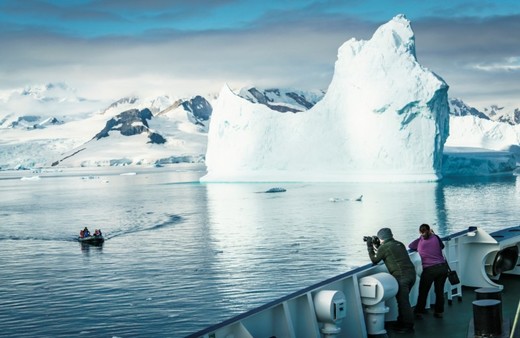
[363,235,381,247]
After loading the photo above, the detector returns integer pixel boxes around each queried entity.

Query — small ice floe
[81,175,99,180]
[20,176,40,181]
[265,187,286,193]
[329,195,363,202]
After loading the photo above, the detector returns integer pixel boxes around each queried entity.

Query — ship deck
[388,274,520,338]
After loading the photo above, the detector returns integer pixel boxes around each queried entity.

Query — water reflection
[202,181,447,308]
[437,174,519,233]
[434,180,448,234]
[80,242,104,255]
[203,176,520,274]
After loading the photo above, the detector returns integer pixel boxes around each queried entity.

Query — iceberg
[202,15,450,182]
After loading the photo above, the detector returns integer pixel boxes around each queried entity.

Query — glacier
[202,15,450,182]
[447,115,520,156]
[443,115,520,174]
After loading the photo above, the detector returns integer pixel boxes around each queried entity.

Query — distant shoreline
[0,162,207,180]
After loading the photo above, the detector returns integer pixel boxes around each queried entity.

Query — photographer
[366,227,416,334]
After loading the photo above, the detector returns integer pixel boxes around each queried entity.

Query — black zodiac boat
[78,235,104,245]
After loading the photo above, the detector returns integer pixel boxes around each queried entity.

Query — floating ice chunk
[20,176,40,181]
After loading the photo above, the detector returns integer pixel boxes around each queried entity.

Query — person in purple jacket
[408,223,449,319]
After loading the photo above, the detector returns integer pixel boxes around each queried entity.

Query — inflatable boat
[78,235,104,245]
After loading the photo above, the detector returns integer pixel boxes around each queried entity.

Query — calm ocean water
[1,165,519,337]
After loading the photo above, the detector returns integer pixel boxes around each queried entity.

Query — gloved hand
[366,236,373,248]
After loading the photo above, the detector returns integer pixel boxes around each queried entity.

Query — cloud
[408,15,520,107]
[471,57,520,72]
[0,2,519,109]
[0,10,369,100]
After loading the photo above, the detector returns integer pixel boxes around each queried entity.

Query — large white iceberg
[202,15,450,182]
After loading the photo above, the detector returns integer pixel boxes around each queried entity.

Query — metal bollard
[474,287,503,337]
[472,299,502,337]
[475,287,502,301]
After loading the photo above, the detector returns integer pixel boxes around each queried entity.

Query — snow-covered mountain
[0,90,213,169]
[483,105,520,125]
[449,98,490,120]
[0,83,101,121]
[0,82,86,104]
[449,98,520,126]
[237,87,324,113]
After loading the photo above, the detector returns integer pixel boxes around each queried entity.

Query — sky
[1,0,519,109]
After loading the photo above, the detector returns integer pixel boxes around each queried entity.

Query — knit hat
[377,228,393,241]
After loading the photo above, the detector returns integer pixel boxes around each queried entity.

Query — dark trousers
[395,273,416,328]
[415,263,448,314]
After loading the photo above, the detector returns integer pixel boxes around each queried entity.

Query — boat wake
[0,235,80,242]
[105,214,184,239]
[0,214,184,242]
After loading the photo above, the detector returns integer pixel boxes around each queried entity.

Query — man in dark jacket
[367,227,416,334]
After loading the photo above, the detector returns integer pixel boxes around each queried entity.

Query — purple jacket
[408,234,445,268]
